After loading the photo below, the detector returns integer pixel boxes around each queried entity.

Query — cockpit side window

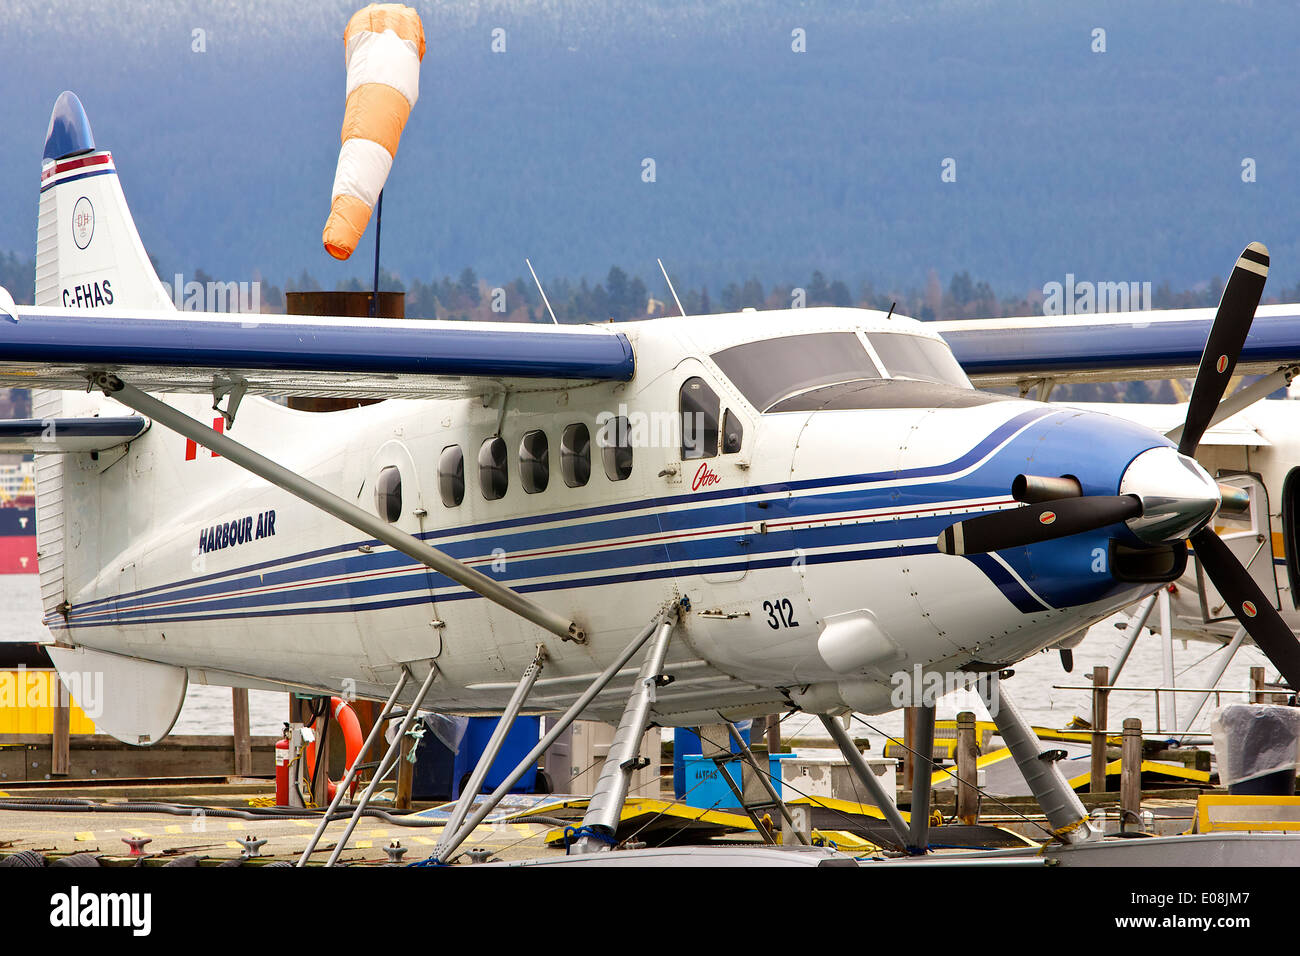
[711,332,881,412]
[721,409,743,454]
[867,332,970,387]
[680,377,720,459]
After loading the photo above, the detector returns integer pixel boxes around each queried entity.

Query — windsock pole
[371,189,383,318]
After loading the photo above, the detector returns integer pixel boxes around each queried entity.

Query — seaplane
[6,91,1300,863]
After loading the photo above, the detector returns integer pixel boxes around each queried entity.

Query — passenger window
[375,466,402,522]
[561,423,591,488]
[680,377,719,459]
[599,416,633,481]
[520,430,550,494]
[479,436,508,500]
[438,445,464,507]
[721,409,743,454]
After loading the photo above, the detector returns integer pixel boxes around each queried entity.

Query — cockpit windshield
[710,330,970,412]
[710,332,881,412]
[866,333,970,387]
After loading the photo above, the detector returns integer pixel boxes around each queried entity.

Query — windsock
[322,3,425,260]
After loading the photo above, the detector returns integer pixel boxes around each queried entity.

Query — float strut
[325,664,440,866]
[430,608,676,864]
[295,669,412,866]
[442,645,548,839]
[572,614,676,853]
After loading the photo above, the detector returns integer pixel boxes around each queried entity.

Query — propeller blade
[1191,527,1300,691]
[937,495,1142,556]
[1178,242,1269,457]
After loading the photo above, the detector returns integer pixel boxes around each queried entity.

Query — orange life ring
[304,697,363,801]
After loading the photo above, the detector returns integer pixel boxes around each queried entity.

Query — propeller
[1191,528,1300,690]
[938,242,1300,690]
[937,495,1141,556]
[1178,242,1269,457]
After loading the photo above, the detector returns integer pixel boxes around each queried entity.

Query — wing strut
[92,373,586,644]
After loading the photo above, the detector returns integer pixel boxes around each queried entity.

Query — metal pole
[326,665,439,866]
[1159,587,1177,733]
[296,670,410,866]
[442,649,547,839]
[431,611,670,863]
[1111,594,1157,681]
[908,703,936,853]
[98,377,584,644]
[819,714,912,850]
[1177,626,1247,741]
[574,616,676,852]
[725,720,808,846]
[980,676,1098,845]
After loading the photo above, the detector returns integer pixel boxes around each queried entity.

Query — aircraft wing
[0,307,635,399]
[935,305,1300,387]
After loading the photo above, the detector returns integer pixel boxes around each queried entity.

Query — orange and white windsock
[322,3,425,260]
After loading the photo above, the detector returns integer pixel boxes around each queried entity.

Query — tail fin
[33,92,173,631]
[35,91,173,311]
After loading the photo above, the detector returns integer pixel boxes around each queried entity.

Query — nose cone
[1119,446,1220,543]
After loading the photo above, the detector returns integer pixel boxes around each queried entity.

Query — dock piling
[231,688,252,778]
[1120,717,1142,826]
[955,710,978,824]
[1089,666,1109,793]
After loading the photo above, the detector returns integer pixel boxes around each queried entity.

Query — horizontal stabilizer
[0,308,636,399]
[937,305,1300,387]
[0,416,147,453]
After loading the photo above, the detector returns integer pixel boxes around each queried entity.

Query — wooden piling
[1250,667,1265,704]
[1120,717,1142,824]
[956,710,978,824]
[902,706,916,786]
[50,679,70,777]
[765,714,781,754]
[1089,666,1109,793]
[310,712,331,808]
[395,730,414,810]
[231,688,252,778]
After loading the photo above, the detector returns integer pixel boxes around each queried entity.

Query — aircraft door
[355,440,444,666]
[659,362,751,584]
[1196,471,1280,622]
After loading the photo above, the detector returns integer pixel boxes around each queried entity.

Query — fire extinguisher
[275,723,291,807]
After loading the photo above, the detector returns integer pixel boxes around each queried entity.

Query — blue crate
[682,753,795,810]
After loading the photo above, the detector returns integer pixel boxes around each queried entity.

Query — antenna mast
[658,258,686,316]
[526,258,559,324]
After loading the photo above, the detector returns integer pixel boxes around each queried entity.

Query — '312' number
[763,598,799,630]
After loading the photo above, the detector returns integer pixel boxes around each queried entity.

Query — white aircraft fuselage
[43,309,1205,726]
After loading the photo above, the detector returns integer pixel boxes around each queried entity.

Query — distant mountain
[2,0,1299,295]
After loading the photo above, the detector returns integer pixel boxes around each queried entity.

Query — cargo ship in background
[0,460,36,574]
